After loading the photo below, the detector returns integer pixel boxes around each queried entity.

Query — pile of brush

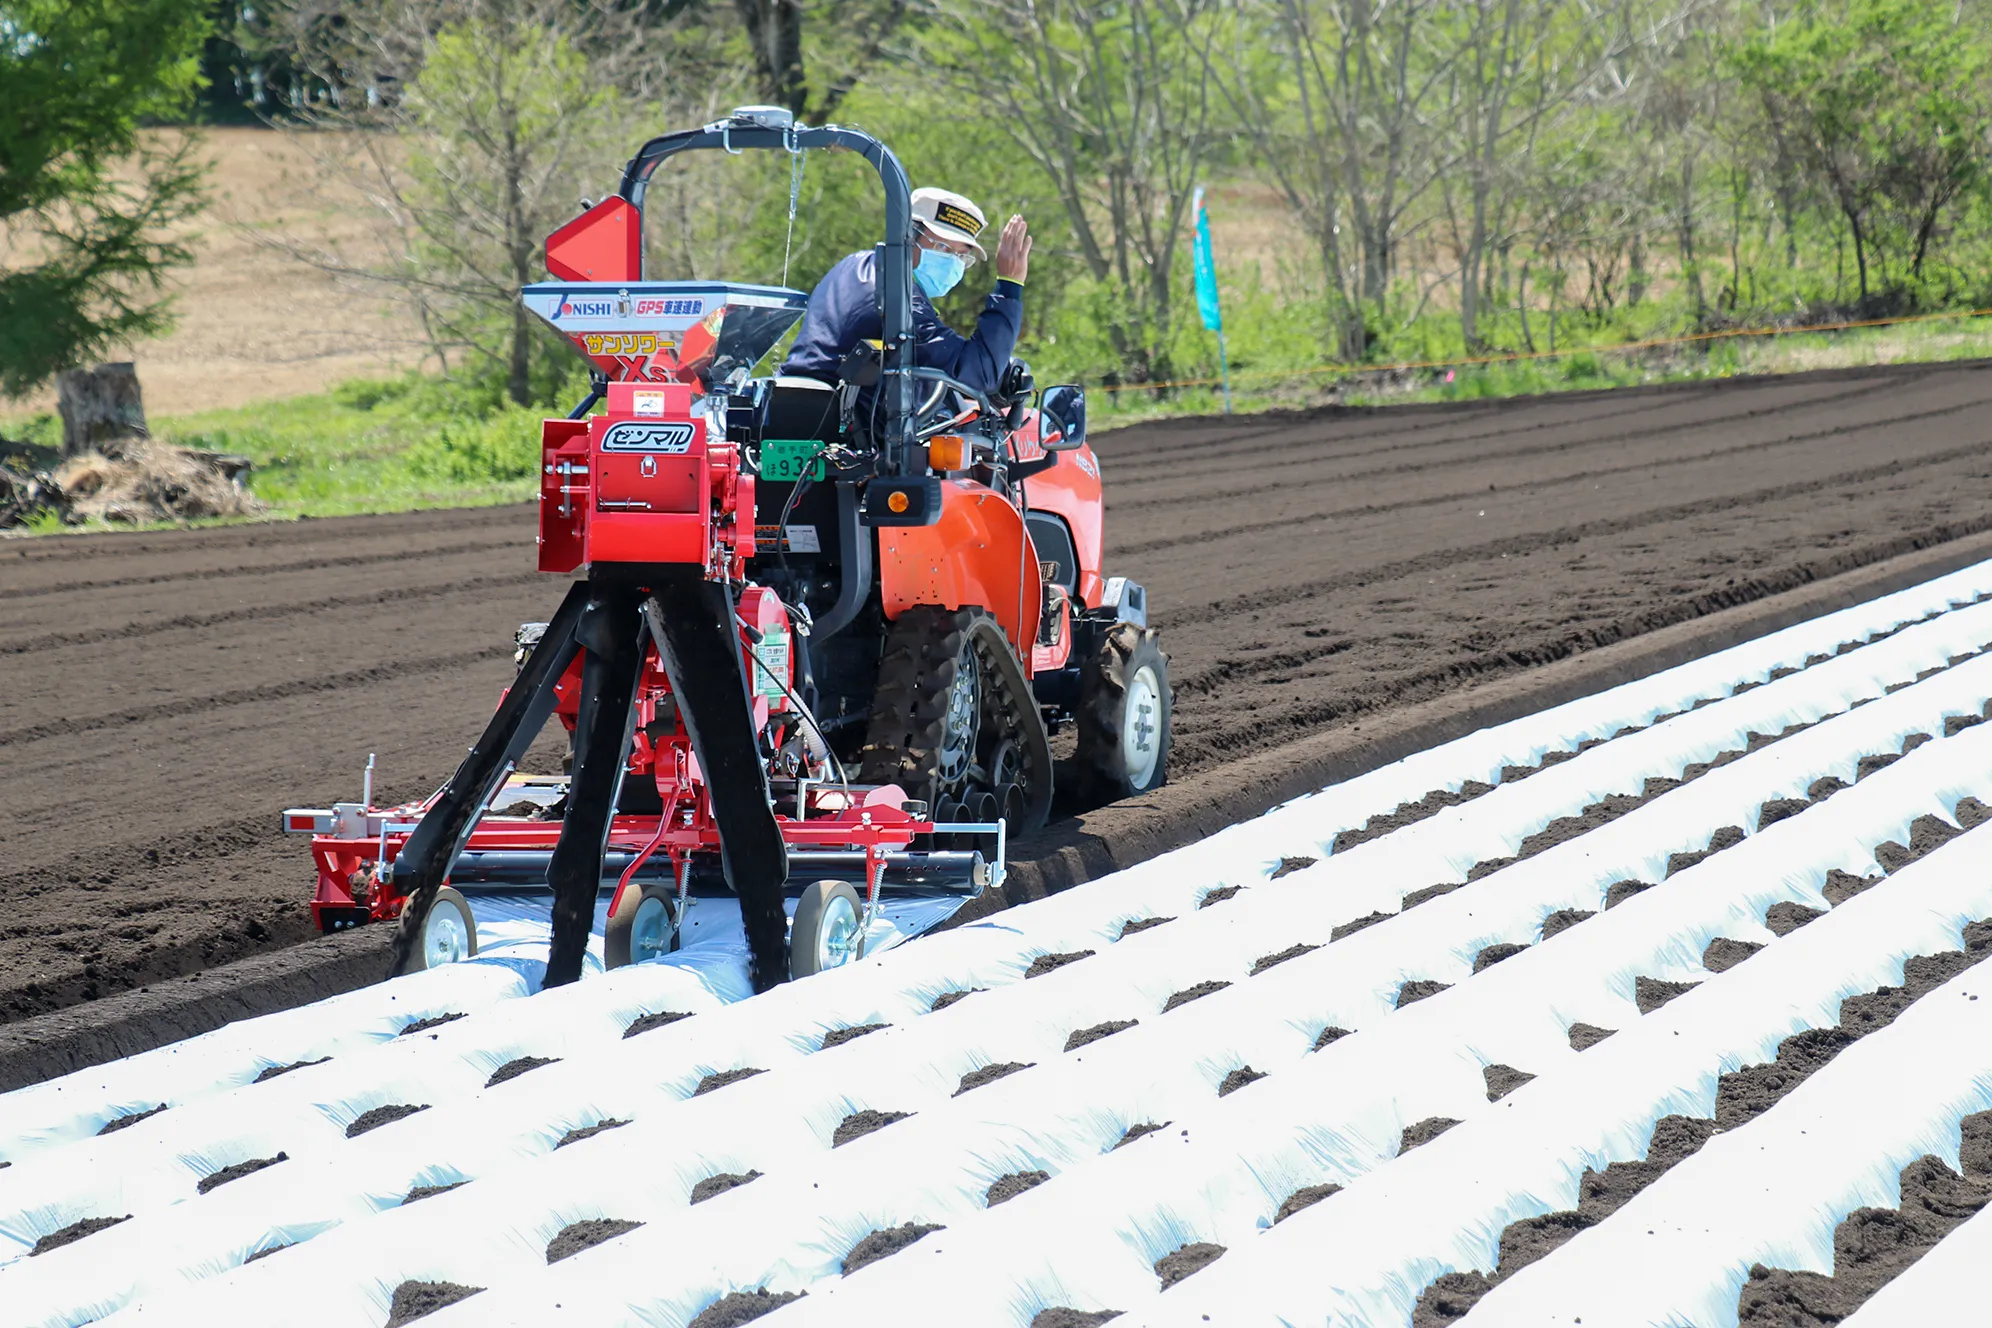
[0,438,262,530]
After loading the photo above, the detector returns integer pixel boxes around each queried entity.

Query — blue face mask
[914,246,966,299]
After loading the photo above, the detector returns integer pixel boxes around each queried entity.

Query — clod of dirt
[1154,1241,1226,1289]
[694,1067,767,1096]
[1666,825,1746,876]
[1603,879,1654,908]
[1031,1311,1122,1327]
[1568,1022,1616,1050]
[987,1170,1051,1206]
[690,1170,764,1204]
[97,1104,168,1135]
[929,988,985,1011]
[1119,916,1174,938]
[1901,731,1935,753]
[1635,975,1700,1013]
[1474,943,1528,973]
[1274,1182,1342,1223]
[1250,943,1319,975]
[244,1241,292,1264]
[1957,796,1992,827]
[821,1023,888,1050]
[1217,1066,1267,1097]
[30,1214,131,1256]
[1757,797,1811,829]
[1824,868,1884,905]
[485,1056,559,1088]
[1333,910,1394,940]
[1875,815,1963,872]
[1702,937,1764,973]
[1400,1117,1460,1152]
[623,1010,692,1038]
[1163,980,1232,1012]
[1403,881,1466,909]
[1716,1027,1857,1129]
[1269,855,1318,879]
[1025,951,1095,978]
[1856,752,1901,779]
[1809,775,1850,801]
[1065,1020,1138,1051]
[1947,714,1989,738]
[687,1289,804,1328]
[1765,901,1825,936]
[1540,907,1594,940]
[842,1222,943,1275]
[253,1056,330,1084]
[197,1152,286,1194]
[402,1182,466,1204]
[546,1218,643,1263]
[1415,1271,1495,1324]
[833,1110,911,1147]
[1313,1025,1352,1051]
[1397,979,1451,1008]
[1114,1121,1171,1149]
[1484,1064,1536,1101]
[399,1012,466,1037]
[384,1280,482,1327]
[346,1103,429,1138]
[555,1119,628,1149]
[1199,885,1245,908]
[1334,782,1496,855]
[955,1062,1033,1095]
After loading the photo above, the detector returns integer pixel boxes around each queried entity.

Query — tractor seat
[759,375,841,445]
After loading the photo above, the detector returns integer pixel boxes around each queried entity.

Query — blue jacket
[781,249,1024,398]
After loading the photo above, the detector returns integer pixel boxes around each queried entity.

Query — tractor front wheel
[604,881,679,970]
[1074,623,1172,802]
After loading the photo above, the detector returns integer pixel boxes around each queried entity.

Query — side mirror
[1039,384,1087,451]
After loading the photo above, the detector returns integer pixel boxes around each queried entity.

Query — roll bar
[615,113,919,471]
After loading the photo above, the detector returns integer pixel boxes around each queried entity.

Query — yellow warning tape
[1092,304,1992,395]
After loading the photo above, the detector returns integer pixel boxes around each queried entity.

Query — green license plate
[760,438,826,482]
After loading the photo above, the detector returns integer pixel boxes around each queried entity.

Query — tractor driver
[781,187,1032,404]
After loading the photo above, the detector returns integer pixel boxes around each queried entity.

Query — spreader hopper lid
[522,281,809,389]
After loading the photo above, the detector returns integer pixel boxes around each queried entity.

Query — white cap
[911,187,988,261]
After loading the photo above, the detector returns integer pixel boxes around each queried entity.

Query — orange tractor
[285,108,1171,991]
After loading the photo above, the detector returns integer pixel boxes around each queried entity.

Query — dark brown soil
[1119,916,1173,937]
[1703,937,1764,972]
[31,1214,130,1256]
[1154,1241,1226,1288]
[346,1103,428,1138]
[398,1012,465,1037]
[1604,880,1654,909]
[1162,980,1231,1012]
[832,1109,910,1146]
[253,1055,330,1082]
[1025,950,1094,978]
[1737,1114,1992,1326]
[385,1280,481,1326]
[1269,855,1318,878]
[1199,885,1245,907]
[98,1103,167,1134]
[1474,943,1528,973]
[484,1055,558,1088]
[1334,783,1495,854]
[1483,1065,1536,1100]
[1251,943,1319,974]
[1333,910,1394,940]
[955,1062,1033,1095]
[1874,814,1965,872]
[822,1022,888,1049]
[1313,1025,1351,1050]
[623,1009,691,1038]
[1541,908,1593,939]
[1765,901,1824,935]
[13,364,1992,1034]
[694,1067,766,1096]
[1115,1121,1170,1148]
[842,1222,944,1275]
[930,988,984,1011]
[1567,1022,1616,1050]
[987,1170,1051,1205]
[1217,1067,1267,1097]
[244,1240,292,1263]
[554,1118,627,1148]
[402,1181,465,1204]
[546,1217,642,1262]
[1031,1311,1122,1327]
[1274,1182,1343,1223]
[690,1170,763,1203]
[688,1290,803,1327]
[1065,1019,1137,1051]
[1634,975,1701,1013]
[197,1151,286,1193]
[1397,979,1451,1007]
[1400,1117,1461,1152]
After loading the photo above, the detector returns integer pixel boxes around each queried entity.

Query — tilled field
[7,359,1992,1028]
[4,558,1992,1327]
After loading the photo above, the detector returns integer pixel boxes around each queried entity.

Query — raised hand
[995,214,1032,284]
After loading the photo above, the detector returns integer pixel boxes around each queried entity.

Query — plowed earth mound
[5,359,1992,1025]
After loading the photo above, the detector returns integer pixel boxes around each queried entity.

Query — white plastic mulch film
[3,558,1992,1328]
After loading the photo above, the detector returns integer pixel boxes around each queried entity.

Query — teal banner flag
[1192,185,1222,332]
